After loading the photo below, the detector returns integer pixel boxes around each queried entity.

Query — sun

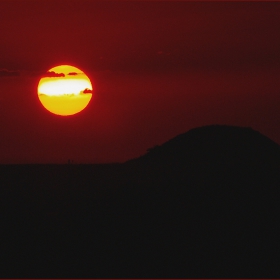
[38,65,93,116]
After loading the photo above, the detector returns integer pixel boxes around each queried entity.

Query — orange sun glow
[38,65,93,116]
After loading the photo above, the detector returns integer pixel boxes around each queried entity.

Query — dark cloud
[68,72,78,76]
[83,88,93,93]
[41,71,65,78]
[0,69,20,77]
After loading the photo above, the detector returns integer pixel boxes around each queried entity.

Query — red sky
[1,1,280,163]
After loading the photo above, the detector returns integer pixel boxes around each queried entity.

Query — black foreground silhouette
[1,125,280,278]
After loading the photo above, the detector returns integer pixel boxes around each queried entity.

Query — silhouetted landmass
[1,125,280,278]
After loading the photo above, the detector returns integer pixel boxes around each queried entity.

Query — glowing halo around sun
[37,65,93,116]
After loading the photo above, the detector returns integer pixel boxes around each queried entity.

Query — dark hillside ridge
[127,125,280,169]
[1,125,280,278]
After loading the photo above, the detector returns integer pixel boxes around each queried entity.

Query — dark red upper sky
[1,1,280,163]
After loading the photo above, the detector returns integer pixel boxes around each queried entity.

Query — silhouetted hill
[127,124,280,169]
[1,125,280,278]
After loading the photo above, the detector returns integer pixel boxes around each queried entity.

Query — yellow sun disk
[38,78,92,96]
[38,94,92,116]
[37,65,93,116]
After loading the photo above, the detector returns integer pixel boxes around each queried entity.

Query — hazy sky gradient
[1,1,280,163]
